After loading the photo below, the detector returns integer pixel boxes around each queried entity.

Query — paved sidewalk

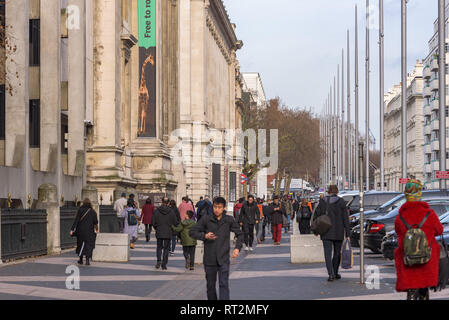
[0,231,448,300]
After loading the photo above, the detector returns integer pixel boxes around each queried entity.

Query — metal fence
[100,205,119,233]
[60,207,78,250]
[1,209,47,261]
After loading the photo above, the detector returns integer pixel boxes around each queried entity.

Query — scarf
[404,179,423,202]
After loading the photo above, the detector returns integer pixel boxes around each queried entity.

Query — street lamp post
[401,0,407,181]
[355,4,360,191]
[379,0,385,191]
[365,0,370,192]
[359,141,365,284]
[439,0,446,190]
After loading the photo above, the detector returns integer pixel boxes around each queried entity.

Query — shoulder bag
[311,199,332,236]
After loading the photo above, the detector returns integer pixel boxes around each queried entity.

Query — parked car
[344,191,401,216]
[363,200,449,253]
[350,189,449,229]
[382,211,449,260]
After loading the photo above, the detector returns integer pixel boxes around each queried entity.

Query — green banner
[138,0,156,49]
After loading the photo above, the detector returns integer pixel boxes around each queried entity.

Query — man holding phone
[190,197,244,300]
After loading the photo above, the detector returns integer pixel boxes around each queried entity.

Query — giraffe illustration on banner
[138,53,155,136]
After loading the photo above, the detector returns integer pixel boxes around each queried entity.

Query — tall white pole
[337,65,341,189]
[347,30,352,190]
[365,0,370,191]
[379,0,385,191]
[334,78,337,184]
[342,49,346,190]
[401,0,407,181]
[439,0,446,190]
[355,4,360,191]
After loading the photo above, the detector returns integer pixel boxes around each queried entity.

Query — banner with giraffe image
[138,0,156,137]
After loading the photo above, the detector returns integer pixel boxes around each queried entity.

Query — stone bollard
[82,186,100,230]
[36,184,61,255]
[290,234,325,264]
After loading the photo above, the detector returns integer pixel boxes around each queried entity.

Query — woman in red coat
[140,198,155,242]
[394,179,444,300]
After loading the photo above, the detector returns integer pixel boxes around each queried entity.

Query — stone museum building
[0,0,244,209]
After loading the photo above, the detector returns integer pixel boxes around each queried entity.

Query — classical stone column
[40,0,61,173]
[36,184,61,255]
[82,185,100,230]
[5,0,29,168]
[68,0,86,177]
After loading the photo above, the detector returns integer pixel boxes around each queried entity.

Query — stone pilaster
[36,184,61,255]
[5,0,29,168]
[68,0,86,177]
[40,0,61,173]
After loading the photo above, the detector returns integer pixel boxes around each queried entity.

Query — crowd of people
[69,182,446,301]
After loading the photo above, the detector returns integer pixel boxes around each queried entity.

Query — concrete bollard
[93,233,130,262]
[82,186,99,230]
[36,183,61,255]
[195,241,204,265]
[290,234,325,264]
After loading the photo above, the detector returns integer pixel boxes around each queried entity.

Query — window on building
[61,113,68,155]
[0,0,5,28]
[29,19,40,66]
[0,84,4,140]
[29,100,40,147]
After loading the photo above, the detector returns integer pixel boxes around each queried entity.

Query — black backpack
[127,209,138,226]
[301,206,312,219]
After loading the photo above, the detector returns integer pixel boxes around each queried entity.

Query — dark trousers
[322,240,343,277]
[171,235,177,252]
[183,246,196,267]
[156,239,171,267]
[144,224,153,241]
[118,217,125,233]
[205,263,230,300]
[261,219,268,240]
[299,219,311,234]
[243,223,255,247]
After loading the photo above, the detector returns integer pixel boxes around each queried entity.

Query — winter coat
[190,214,244,266]
[178,201,195,221]
[71,205,98,258]
[394,201,444,292]
[113,197,127,218]
[313,195,350,241]
[233,203,243,219]
[238,201,261,225]
[172,219,197,247]
[140,203,154,225]
[292,201,300,213]
[121,207,141,239]
[281,199,293,217]
[270,202,286,225]
[152,205,179,239]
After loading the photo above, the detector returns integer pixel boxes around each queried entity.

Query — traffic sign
[436,171,449,179]
[240,174,248,185]
[399,178,410,184]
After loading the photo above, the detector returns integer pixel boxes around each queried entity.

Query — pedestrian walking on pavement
[233,198,244,221]
[140,198,155,242]
[179,196,195,222]
[70,198,98,266]
[281,195,293,233]
[121,200,141,249]
[169,199,182,255]
[238,195,260,252]
[297,198,312,234]
[313,185,350,282]
[256,198,264,244]
[152,197,179,270]
[114,192,127,233]
[190,197,244,300]
[394,179,444,300]
[260,199,272,241]
[172,210,197,270]
[270,196,286,245]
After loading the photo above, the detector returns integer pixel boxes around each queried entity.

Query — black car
[364,200,449,253]
[382,211,449,260]
[350,190,449,247]
[345,191,401,216]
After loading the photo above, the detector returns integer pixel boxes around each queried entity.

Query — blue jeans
[284,215,291,232]
[171,235,177,252]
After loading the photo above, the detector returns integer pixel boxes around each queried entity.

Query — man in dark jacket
[270,196,286,245]
[190,197,244,300]
[260,199,272,242]
[152,197,179,270]
[313,185,350,281]
[238,195,260,251]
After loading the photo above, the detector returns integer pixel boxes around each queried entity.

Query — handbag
[434,235,449,292]
[341,239,354,269]
[311,198,332,236]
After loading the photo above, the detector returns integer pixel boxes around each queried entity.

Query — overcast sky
[223,0,438,147]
